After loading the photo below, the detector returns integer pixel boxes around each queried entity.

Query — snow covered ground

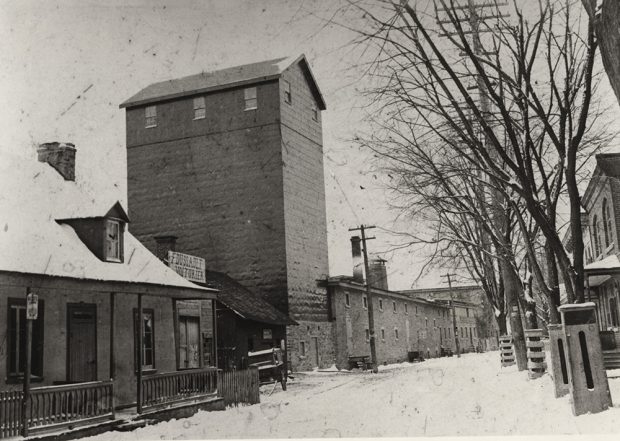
[86,352,620,439]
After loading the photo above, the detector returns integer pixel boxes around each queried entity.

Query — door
[312,337,319,367]
[67,304,97,382]
[179,316,201,368]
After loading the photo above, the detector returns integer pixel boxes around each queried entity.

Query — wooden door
[312,337,319,367]
[179,316,200,368]
[67,304,97,382]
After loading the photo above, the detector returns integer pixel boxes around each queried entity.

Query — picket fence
[217,367,260,407]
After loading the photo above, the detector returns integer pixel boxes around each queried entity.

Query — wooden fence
[0,390,23,438]
[141,368,219,410]
[0,381,114,438]
[217,368,260,407]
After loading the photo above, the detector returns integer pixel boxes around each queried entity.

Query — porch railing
[0,390,23,438]
[1,381,114,438]
[27,380,115,434]
[141,368,218,410]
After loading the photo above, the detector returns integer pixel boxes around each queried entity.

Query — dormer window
[105,219,122,262]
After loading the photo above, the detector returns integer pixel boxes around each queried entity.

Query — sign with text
[26,292,38,320]
[168,251,206,283]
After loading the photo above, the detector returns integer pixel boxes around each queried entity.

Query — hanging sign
[26,292,38,320]
[168,251,206,283]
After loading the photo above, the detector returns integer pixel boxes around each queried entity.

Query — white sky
[1,0,617,290]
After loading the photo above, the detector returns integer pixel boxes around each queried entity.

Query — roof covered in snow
[120,54,326,110]
[205,270,296,326]
[0,151,215,297]
[584,254,620,273]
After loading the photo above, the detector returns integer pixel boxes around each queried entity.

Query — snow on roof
[558,302,596,311]
[584,254,620,271]
[0,151,212,292]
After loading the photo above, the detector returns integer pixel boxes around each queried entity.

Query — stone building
[325,240,455,368]
[120,55,331,370]
[399,285,500,352]
[326,276,454,368]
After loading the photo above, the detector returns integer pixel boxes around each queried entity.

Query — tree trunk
[502,261,528,370]
[524,281,539,329]
[497,311,508,335]
[545,241,561,324]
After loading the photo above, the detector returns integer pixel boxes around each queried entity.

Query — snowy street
[86,351,620,439]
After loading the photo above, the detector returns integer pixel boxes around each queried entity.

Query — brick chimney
[367,256,388,291]
[351,236,364,283]
[37,142,76,181]
[154,235,177,262]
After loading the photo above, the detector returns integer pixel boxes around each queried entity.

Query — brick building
[121,55,332,370]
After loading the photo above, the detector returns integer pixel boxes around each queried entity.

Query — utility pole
[349,224,378,373]
[441,273,461,358]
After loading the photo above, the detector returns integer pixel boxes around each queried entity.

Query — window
[244,87,257,110]
[425,318,428,328]
[610,297,619,327]
[105,219,122,262]
[379,299,383,311]
[134,309,155,370]
[7,298,44,379]
[415,306,418,315]
[283,80,292,104]
[381,328,385,341]
[365,328,370,342]
[193,96,206,120]
[603,199,614,248]
[593,215,602,256]
[393,301,397,313]
[405,303,408,314]
[433,319,436,328]
[448,328,451,338]
[466,308,470,317]
[300,341,306,356]
[345,293,350,307]
[145,105,157,128]
[312,105,318,122]
[362,295,368,309]
[394,328,399,340]
[178,315,200,369]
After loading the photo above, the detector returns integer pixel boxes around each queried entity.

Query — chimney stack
[37,142,76,181]
[367,256,389,291]
[351,236,364,283]
[154,235,178,262]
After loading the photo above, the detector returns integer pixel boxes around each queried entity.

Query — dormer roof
[120,54,326,111]
[0,151,214,295]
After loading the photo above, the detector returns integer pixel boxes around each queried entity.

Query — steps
[603,350,620,370]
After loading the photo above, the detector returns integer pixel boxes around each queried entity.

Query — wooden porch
[0,367,262,439]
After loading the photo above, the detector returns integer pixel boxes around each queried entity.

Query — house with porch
[577,153,620,369]
[0,144,220,437]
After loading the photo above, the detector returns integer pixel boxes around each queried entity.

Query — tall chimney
[351,236,364,283]
[154,235,178,262]
[37,142,76,181]
[368,256,389,291]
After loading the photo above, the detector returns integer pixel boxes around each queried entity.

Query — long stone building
[120,55,332,370]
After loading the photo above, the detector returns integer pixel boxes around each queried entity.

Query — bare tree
[347,0,609,310]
